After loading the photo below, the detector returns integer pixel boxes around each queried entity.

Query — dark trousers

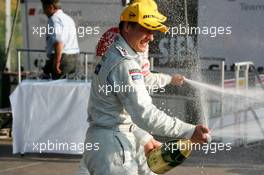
[43,53,78,79]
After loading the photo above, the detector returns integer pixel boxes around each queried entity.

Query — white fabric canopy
[10,80,90,154]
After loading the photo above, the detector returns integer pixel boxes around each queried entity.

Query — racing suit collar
[115,34,138,57]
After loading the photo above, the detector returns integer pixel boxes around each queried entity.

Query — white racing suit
[79,34,195,175]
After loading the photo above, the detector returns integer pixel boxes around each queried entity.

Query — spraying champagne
[147,77,213,174]
[147,128,211,174]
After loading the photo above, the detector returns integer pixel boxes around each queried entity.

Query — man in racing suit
[80,1,210,174]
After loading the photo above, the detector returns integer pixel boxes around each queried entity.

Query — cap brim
[155,11,167,23]
[139,19,168,33]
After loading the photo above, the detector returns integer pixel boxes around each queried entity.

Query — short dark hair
[41,0,61,9]
[119,21,138,31]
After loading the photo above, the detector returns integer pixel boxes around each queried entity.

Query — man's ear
[123,22,130,33]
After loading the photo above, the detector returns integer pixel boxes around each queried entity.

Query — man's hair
[119,21,138,31]
[41,0,61,9]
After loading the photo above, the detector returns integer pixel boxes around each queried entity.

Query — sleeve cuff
[139,134,153,145]
[161,74,172,85]
[179,122,196,139]
[132,125,153,145]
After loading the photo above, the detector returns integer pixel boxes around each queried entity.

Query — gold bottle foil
[147,139,192,174]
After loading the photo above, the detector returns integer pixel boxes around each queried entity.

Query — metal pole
[245,64,249,90]
[221,61,225,89]
[220,60,225,141]
[244,110,247,147]
[234,62,253,146]
[18,51,21,83]
[235,65,240,89]
[244,64,250,146]
[234,64,240,146]
[85,54,88,82]
[5,0,11,70]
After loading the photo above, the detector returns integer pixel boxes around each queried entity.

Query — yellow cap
[120,0,168,33]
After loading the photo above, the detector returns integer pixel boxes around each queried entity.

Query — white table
[10,80,91,154]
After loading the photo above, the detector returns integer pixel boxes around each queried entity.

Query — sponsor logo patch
[131,74,142,80]
[129,69,142,81]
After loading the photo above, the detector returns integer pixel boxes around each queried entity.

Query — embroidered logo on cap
[129,11,136,18]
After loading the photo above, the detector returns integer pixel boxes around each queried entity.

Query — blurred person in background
[41,0,80,79]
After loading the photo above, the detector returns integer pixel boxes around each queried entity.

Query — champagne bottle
[147,139,192,174]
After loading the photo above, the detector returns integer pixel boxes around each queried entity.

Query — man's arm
[108,59,196,140]
[145,72,185,87]
[50,16,64,75]
[54,42,64,74]
[144,72,172,88]
[141,58,172,88]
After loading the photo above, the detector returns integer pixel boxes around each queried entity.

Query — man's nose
[147,33,154,42]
